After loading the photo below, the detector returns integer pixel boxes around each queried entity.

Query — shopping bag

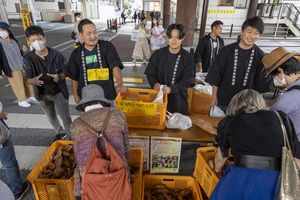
[152,85,165,103]
[209,106,226,117]
[166,111,192,130]
[150,37,165,46]
[131,29,139,42]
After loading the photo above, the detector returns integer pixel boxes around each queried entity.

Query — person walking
[24,25,72,141]
[73,12,82,46]
[150,17,165,51]
[0,22,36,108]
[0,102,30,200]
[133,11,137,24]
[132,17,151,65]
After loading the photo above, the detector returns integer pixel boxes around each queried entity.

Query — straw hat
[76,84,111,111]
[262,46,295,77]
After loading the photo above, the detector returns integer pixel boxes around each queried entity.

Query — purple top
[70,107,130,196]
[270,79,300,140]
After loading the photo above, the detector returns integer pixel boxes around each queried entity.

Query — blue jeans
[0,135,22,194]
[218,105,227,113]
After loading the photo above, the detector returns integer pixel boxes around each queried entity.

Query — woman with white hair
[210,89,300,200]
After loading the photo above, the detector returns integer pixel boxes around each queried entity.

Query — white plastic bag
[195,72,208,82]
[152,85,165,103]
[209,106,226,117]
[131,29,139,41]
[166,111,192,130]
[194,83,212,95]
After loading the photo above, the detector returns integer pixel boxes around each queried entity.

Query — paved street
[0,18,300,199]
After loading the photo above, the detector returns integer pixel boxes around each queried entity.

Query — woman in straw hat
[209,89,300,200]
[262,46,300,141]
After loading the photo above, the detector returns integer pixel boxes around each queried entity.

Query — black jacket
[23,47,69,101]
[194,34,225,72]
[0,35,23,78]
[145,46,195,115]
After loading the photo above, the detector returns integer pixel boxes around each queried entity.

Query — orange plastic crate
[115,88,168,130]
[27,141,76,200]
[190,89,212,115]
[127,148,143,200]
[142,175,203,200]
[193,147,233,198]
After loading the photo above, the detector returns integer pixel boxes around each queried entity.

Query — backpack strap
[286,85,300,92]
[77,109,113,138]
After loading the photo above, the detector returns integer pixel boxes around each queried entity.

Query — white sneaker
[26,96,37,102]
[18,101,31,107]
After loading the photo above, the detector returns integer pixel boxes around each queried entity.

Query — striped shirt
[0,38,23,71]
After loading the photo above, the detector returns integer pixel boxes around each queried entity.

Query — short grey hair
[226,89,267,116]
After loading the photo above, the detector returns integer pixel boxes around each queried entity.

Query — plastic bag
[152,85,165,103]
[195,72,208,82]
[209,106,226,117]
[194,83,212,95]
[131,29,139,41]
[150,37,165,46]
[166,111,192,130]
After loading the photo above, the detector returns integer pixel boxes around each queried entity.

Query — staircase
[258,3,300,37]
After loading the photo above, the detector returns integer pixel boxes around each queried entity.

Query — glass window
[236,0,247,8]
[219,0,234,6]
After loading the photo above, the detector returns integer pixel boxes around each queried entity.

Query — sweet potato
[53,146,63,160]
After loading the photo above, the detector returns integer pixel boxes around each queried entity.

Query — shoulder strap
[286,85,300,92]
[274,111,292,151]
[77,109,113,138]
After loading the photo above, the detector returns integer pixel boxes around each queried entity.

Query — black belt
[234,155,281,171]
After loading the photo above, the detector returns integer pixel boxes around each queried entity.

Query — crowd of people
[0,13,300,199]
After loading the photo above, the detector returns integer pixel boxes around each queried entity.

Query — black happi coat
[205,42,275,106]
[194,34,225,72]
[145,46,195,115]
[67,40,123,100]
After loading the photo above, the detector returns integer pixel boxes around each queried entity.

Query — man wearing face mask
[0,22,36,107]
[263,47,300,141]
[73,12,82,46]
[23,25,72,142]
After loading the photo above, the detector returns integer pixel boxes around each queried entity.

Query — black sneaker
[14,181,30,200]
[53,133,67,142]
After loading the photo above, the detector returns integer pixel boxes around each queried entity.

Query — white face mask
[76,17,81,21]
[275,75,287,85]
[31,40,45,51]
[153,20,157,24]
[0,30,9,39]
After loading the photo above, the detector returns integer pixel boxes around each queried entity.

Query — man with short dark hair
[263,47,300,140]
[145,24,195,115]
[67,19,126,107]
[205,16,274,112]
[24,25,71,141]
[194,20,225,72]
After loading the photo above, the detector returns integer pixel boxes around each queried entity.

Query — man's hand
[210,97,218,108]
[47,73,59,83]
[162,86,171,94]
[0,75,3,79]
[74,95,81,104]
[117,85,127,95]
[0,110,8,120]
[31,73,44,86]
[22,45,27,52]
[154,83,161,91]
[197,62,203,72]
